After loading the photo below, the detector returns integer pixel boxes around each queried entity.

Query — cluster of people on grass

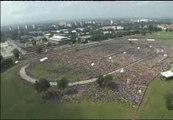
[55,50,171,105]
[27,41,172,105]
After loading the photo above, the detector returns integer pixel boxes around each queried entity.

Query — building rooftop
[49,35,68,42]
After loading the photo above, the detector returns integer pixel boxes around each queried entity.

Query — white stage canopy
[160,71,173,78]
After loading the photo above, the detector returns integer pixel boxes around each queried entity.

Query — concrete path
[19,63,97,86]
[19,63,58,86]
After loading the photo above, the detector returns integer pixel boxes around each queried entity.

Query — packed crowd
[27,40,173,106]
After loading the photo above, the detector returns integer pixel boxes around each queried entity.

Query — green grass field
[1,31,173,119]
[29,61,89,81]
[1,65,136,119]
[136,78,173,119]
[130,31,173,46]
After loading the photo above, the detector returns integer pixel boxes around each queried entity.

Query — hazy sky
[1,1,173,26]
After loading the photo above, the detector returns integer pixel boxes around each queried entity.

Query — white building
[33,24,35,29]
[110,20,113,25]
[101,26,116,30]
[25,25,28,30]
[137,19,149,22]
[117,26,124,30]
[49,35,69,45]
[103,31,112,34]
[101,25,124,30]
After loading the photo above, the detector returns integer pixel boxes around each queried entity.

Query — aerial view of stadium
[1,1,173,119]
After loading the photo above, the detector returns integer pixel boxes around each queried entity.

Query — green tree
[34,78,50,93]
[31,39,36,46]
[0,58,14,72]
[0,54,3,61]
[148,25,154,32]
[12,48,20,60]
[97,75,104,87]
[141,31,146,36]
[70,33,77,44]
[42,37,48,42]
[36,45,42,54]
[1,32,7,43]
[57,78,69,90]
[103,75,113,87]
[97,75,114,88]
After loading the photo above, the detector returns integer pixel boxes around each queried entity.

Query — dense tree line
[34,78,70,101]
[0,56,14,73]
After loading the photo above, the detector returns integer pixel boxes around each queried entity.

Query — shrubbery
[57,78,69,90]
[97,75,118,89]
[34,78,50,93]
[0,58,14,73]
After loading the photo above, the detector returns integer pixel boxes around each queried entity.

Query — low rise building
[49,35,70,45]
[101,26,116,30]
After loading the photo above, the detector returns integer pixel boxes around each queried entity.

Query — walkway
[19,63,97,86]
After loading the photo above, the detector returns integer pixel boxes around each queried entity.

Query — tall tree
[42,37,48,42]
[31,39,36,46]
[57,78,69,90]
[12,48,20,60]
[0,54,3,61]
[97,75,104,87]
[36,45,42,54]
[34,78,50,93]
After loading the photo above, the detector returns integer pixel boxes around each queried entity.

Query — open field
[136,65,173,119]
[137,77,173,119]
[1,32,173,119]
[129,31,173,47]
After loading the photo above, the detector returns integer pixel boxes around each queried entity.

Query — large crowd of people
[26,40,173,106]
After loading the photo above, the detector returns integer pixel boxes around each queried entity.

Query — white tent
[120,68,124,73]
[109,57,112,59]
[91,63,95,66]
[164,54,168,57]
[160,71,173,78]
[147,39,155,41]
[40,57,48,62]
[128,39,138,41]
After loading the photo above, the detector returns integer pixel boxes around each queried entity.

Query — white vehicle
[14,61,19,64]
[40,57,48,62]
